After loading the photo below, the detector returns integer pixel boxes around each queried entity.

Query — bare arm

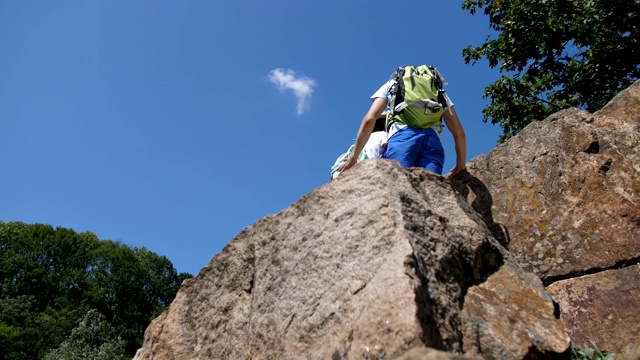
[339,97,387,173]
[442,106,467,178]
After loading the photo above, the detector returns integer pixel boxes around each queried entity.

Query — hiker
[330,113,388,179]
[339,65,467,179]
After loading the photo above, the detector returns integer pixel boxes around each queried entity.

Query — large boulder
[452,79,640,356]
[134,160,569,360]
[547,264,640,360]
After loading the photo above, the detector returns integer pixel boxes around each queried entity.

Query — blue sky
[1,0,503,276]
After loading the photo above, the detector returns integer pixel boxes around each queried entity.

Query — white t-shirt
[362,131,388,159]
[371,78,454,137]
[330,131,388,180]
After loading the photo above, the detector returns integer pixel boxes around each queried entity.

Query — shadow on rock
[449,170,510,250]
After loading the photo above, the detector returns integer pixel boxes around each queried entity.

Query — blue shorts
[382,126,445,174]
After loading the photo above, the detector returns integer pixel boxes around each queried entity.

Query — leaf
[463,0,640,141]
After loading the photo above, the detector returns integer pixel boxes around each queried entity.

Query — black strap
[429,66,444,92]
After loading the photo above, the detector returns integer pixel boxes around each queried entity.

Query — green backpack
[387,65,447,130]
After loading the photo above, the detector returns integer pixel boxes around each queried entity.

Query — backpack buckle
[423,99,442,114]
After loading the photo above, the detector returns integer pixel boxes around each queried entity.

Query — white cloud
[268,68,317,115]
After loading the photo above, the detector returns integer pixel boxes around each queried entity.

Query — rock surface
[452,102,640,282]
[392,346,480,360]
[134,160,569,360]
[547,264,640,360]
[451,79,640,357]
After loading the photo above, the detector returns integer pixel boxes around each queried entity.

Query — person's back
[338,64,467,179]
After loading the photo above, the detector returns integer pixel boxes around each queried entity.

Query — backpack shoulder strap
[427,66,447,91]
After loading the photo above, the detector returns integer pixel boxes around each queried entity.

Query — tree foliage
[0,221,192,359]
[44,309,127,360]
[462,0,640,141]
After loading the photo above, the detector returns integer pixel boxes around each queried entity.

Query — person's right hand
[447,165,467,179]
[339,156,357,173]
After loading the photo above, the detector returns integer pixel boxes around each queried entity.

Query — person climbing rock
[340,65,467,179]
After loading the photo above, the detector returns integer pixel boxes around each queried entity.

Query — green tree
[0,296,32,360]
[0,221,192,359]
[44,309,127,360]
[462,0,640,142]
[0,223,94,359]
[136,247,192,319]
[87,241,191,354]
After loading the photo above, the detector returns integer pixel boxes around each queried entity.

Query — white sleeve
[371,81,392,101]
[442,91,454,110]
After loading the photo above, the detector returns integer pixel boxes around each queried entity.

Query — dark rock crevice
[543,254,640,287]
[599,158,613,173]
[406,252,447,351]
[583,141,600,154]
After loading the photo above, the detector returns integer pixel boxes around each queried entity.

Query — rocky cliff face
[134,160,569,360]
[135,81,640,360]
[452,79,640,358]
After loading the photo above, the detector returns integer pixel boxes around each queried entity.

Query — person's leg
[416,128,445,174]
[382,127,423,167]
